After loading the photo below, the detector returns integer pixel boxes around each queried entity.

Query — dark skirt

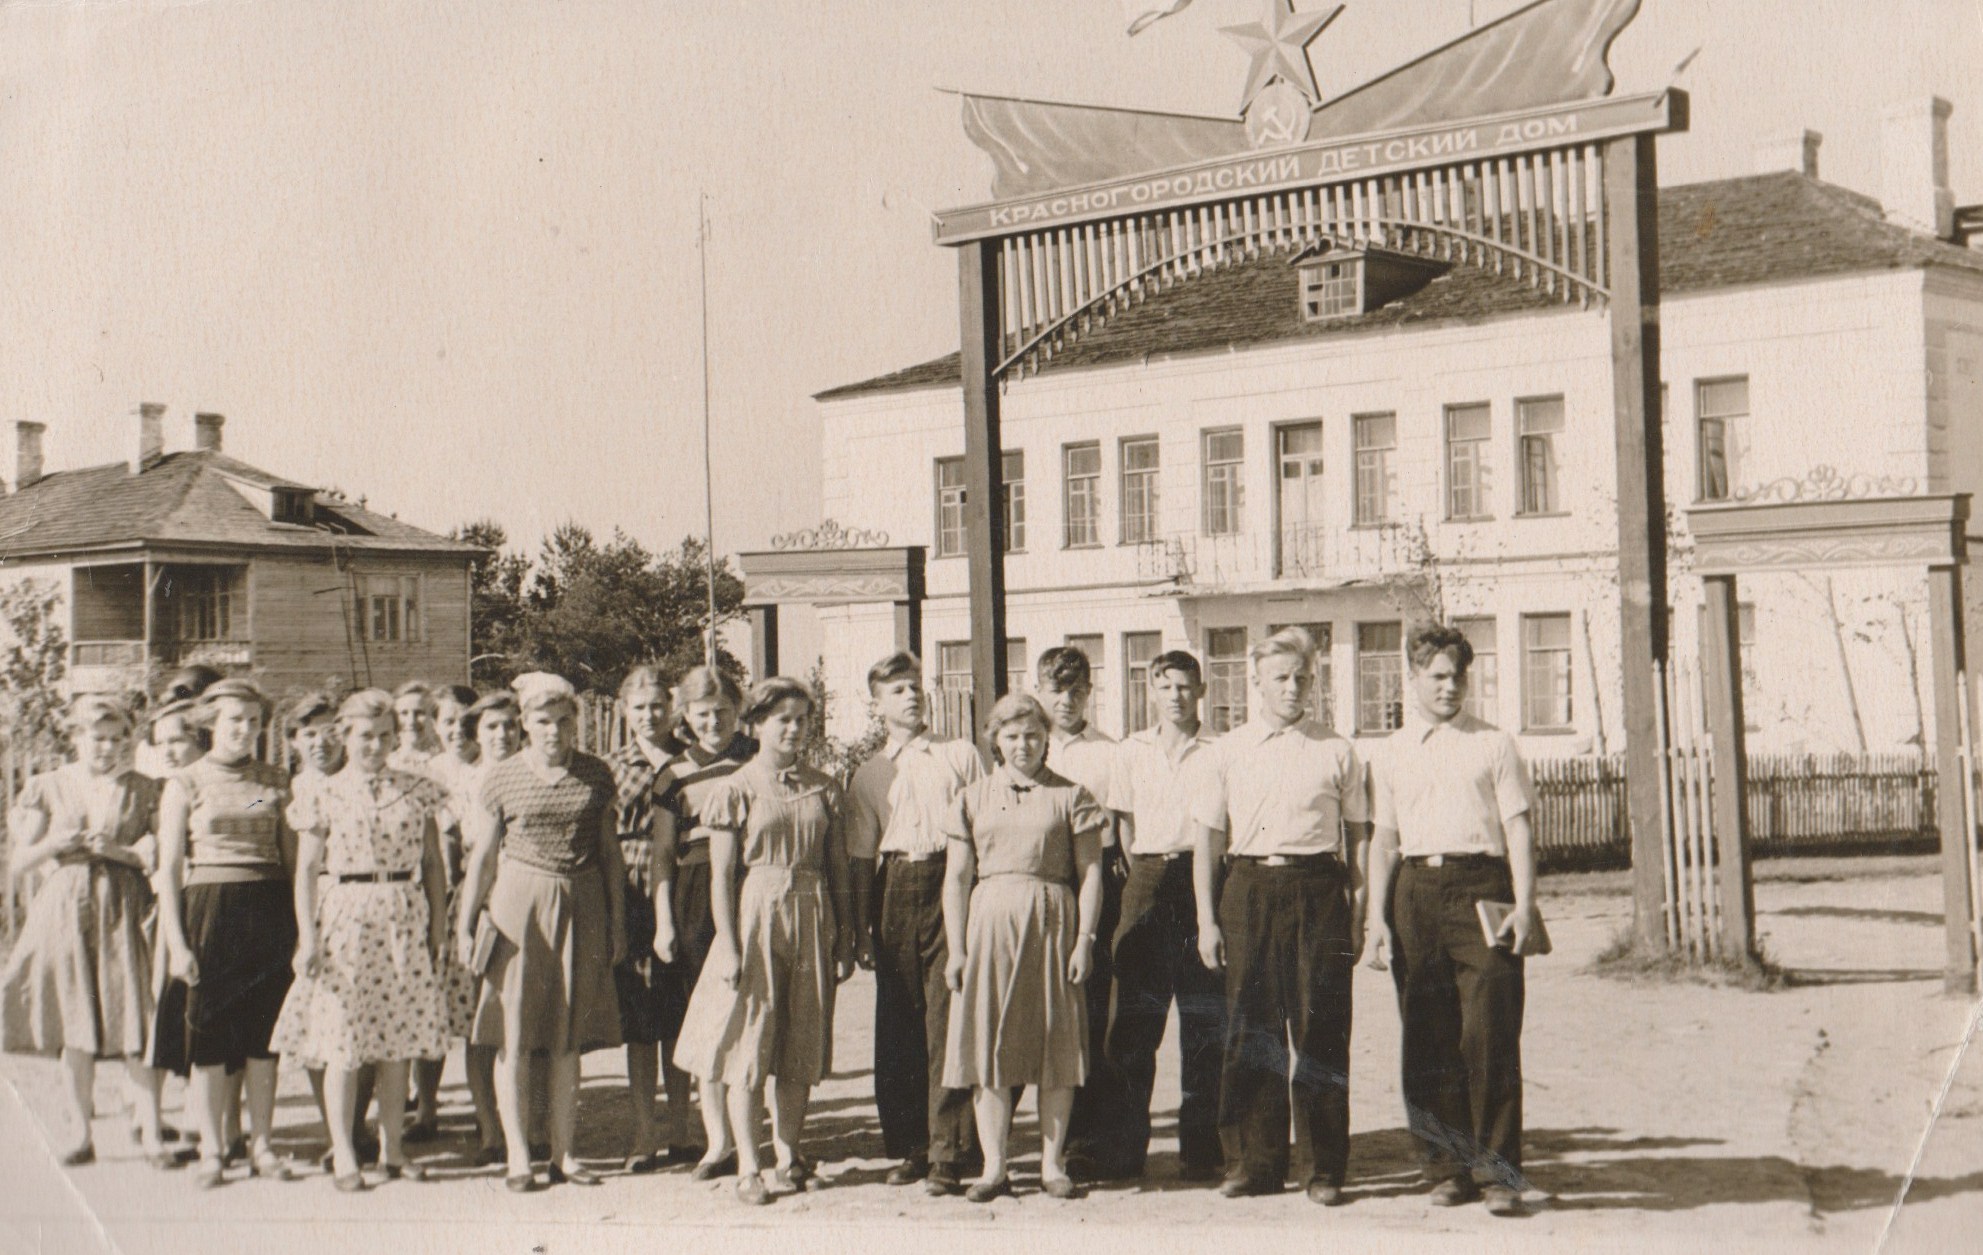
[614,872,670,1045]
[649,854,716,1047]
[149,878,297,1076]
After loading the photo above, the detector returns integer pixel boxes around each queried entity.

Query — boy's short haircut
[866,651,923,693]
[1035,645,1092,691]
[1406,622,1474,675]
[1250,626,1316,669]
[1148,650,1203,686]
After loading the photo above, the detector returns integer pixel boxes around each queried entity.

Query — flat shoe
[1482,1184,1525,1217]
[1306,1181,1345,1206]
[383,1163,428,1183]
[475,1143,507,1167]
[333,1171,368,1193]
[546,1164,601,1186]
[195,1161,225,1190]
[965,1177,1012,1203]
[736,1175,771,1206]
[885,1157,929,1186]
[402,1120,439,1144]
[1429,1177,1482,1207]
[661,1145,705,1167]
[690,1153,737,1182]
[1041,1175,1079,1200]
[623,1152,659,1174]
[144,1148,186,1171]
[250,1151,294,1182]
[1219,1174,1282,1198]
[59,1144,96,1167]
[223,1136,248,1167]
[505,1173,539,1194]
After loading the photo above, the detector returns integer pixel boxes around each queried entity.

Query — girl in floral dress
[673,677,855,1205]
[273,690,450,1190]
[408,683,481,1142]
[2,696,165,1166]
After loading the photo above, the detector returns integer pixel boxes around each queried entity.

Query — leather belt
[1231,853,1341,870]
[1404,852,1503,868]
[881,850,945,864]
[339,870,414,883]
[1132,850,1192,863]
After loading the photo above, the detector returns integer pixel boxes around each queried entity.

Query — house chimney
[1755,129,1821,179]
[15,421,46,490]
[1882,96,1955,239]
[133,402,166,473]
[194,411,224,453]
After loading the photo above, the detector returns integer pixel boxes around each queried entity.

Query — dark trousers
[1390,859,1525,1187]
[1092,853,1226,1173]
[872,857,977,1169]
[1067,843,1125,1157]
[1217,858,1354,1187]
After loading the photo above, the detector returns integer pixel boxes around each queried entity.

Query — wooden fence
[1530,751,1939,870]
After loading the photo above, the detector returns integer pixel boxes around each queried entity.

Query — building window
[1205,627,1249,734]
[936,639,1029,698]
[1697,376,1749,502]
[1455,616,1498,723]
[935,458,966,558]
[1202,429,1244,536]
[1001,450,1026,553]
[1522,613,1574,731]
[1063,443,1102,548]
[175,567,241,642]
[1517,396,1565,515]
[1120,436,1160,544]
[1006,637,1028,697]
[1270,621,1333,729]
[1300,258,1359,320]
[1353,413,1396,525]
[1275,422,1326,575]
[1445,402,1492,520]
[1122,631,1162,735]
[1357,622,1404,734]
[356,574,422,644]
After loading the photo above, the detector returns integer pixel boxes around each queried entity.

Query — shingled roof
[817,171,1983,402]
[0,449,481,562]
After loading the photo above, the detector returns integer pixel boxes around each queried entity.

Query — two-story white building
[803,105,1983,756]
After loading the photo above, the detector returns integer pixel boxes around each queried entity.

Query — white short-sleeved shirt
[1190,718,1366,858]
[845,732,985,861]
[1370,713,1533,857]
[1049,724,1119,848]
[1108,727,1213,857]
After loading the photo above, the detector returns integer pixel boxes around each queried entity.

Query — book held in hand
[1476,899,1552,956]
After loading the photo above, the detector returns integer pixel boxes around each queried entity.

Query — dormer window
[272,488,315,525]
[1293,242,1446,322]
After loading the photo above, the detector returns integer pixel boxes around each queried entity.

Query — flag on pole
[1121,0,1196,36]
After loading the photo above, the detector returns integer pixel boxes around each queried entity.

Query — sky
[3,0,1982,572]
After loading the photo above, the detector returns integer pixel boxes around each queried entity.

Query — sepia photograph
[1,1,1980,1251]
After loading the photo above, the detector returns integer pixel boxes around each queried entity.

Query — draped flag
[1121,0,1197,36]
[965,0,1643,201]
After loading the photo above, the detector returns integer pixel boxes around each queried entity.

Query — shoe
[223,1136,248,1167]
[965,1176,1012,1204]
[1179,1160,1222,1183]
[623,1152,659,1174]
[1306,1181,1346,1206]
[1041,1175,1079,1200]
[1219,1174,1283,1198]
[475,1143,507,1168]
[194,1160,225,1189]
[1429,1177,1482,1207]
[661,1144,705,1168]
[736,1175,771,1206]
[924,1163,963,1197]
[547,1163,601,1186]
[59,1144,96,1167]
[144,1148,186,1171]
[382,1162,428,1183]
[886,1157,929,1186]
[504,1172,539,1194]
[250,1150,294,1182]
[354,1136,380,1167]
[1483,1185,1525,1216]
[690,1153,737,1182]
[403,1120,439,1144]
[332,1171,368,1194]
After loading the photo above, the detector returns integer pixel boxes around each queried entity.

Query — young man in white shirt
[1365,622,1538,1217]
[846,652,987,1195]
[1092,650,1224,1180]
[1193,628,1366,1204]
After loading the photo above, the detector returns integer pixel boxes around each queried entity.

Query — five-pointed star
[1220,1,1344,110]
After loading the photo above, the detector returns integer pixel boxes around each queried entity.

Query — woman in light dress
[672,677,854,1205]
[273,690,449,1190]
[942,693,1105,1202]
[1,696,165,1166]
[407,683,481,1142]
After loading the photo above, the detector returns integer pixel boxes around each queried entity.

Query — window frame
[1299,257,1360,321]
[1352,412,1397,527]
[1001,449,1026,554]
[1204,626,1249,734]
[1062,442,1103,550]
[1444,401,1493,522]
[1119,435,1160,545]
[1515,394,1566,517]
[354,572,424,646]
[1696,375,1750,503]
[1355,620,1405,735]
[934,457,967,558]
[1520,612,1574,733]
[1201,427,1245,537]
[1453,615,1499,724]
[1121,630,1163,735]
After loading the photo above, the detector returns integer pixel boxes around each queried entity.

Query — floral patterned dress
[271,768,450,1068]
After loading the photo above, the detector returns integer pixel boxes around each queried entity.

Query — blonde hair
[673,665,742,710]
[1250,626,1316,670]
[982,692,1050,765]
[336,688,397,727]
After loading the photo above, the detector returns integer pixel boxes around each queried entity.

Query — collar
[1049,723,1101,749]
[1404,711,1479,743]
[884,730,934,762]
[995,764,1048,794]
[1131,724,1211,757]
[1228,716,1314,747]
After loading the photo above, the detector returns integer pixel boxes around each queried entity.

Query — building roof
[817,171,1983,402]
[0,449,482,563]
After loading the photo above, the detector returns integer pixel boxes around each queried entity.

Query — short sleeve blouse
[946,767,1105,885]
[290,768,445,877]
[16,764,161,864]
[702,761,840,872]
[476,751,616,875]
[180,756,291,868]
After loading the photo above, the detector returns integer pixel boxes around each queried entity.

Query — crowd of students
[0,622,1540,1215]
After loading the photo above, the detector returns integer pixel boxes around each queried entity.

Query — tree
[0,579,72,770]
[449,519,530,688]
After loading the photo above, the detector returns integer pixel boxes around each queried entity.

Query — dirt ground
[4,855,1979,1255]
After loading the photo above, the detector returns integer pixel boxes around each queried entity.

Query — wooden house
[0,405,480,703]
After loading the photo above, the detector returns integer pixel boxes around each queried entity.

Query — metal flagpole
[698,191,718,669]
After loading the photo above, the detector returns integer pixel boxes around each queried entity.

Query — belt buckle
[1425,854,1444,868]
[1264,855,1291,868]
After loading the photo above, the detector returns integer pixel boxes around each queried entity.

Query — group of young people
[1,620,1538,1215]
